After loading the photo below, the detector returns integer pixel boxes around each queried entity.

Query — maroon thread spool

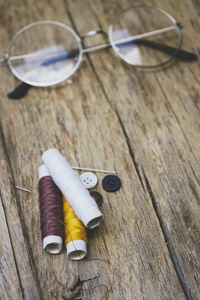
[38,164,64,254]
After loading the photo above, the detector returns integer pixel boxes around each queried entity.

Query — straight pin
[72,166,116,174]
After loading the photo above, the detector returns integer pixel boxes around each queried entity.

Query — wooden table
[0,0,199,299]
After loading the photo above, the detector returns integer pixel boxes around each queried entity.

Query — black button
[102,175,121,192]
[90,191,103,207]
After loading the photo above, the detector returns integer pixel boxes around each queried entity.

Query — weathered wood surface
[0,0,199,299]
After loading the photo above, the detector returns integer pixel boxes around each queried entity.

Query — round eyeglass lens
[7,21,82,86]
[109,6,181,69]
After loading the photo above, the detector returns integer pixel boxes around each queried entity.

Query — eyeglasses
[0,5,197,98]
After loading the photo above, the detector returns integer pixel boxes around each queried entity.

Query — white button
[80,172,98,189]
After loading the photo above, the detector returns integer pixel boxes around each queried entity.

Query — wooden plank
[0,127,41,299]
[0,192,23,300]
[66,0,200,298]
[0,0,192,299]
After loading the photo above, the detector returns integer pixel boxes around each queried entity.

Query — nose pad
[81,30,108,40]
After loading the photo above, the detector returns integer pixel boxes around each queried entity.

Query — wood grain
[0,0,199,299]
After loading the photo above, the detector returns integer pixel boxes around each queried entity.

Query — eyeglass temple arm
[41,38,197,68]
[7,82,32,99]
[83,40,197,61]
[41,24,197,66]
[132,40,197,61]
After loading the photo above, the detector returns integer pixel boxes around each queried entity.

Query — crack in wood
[115,109,146,192]
[63,275,102,300]
[142,170,194,300]
[189,161,200,188]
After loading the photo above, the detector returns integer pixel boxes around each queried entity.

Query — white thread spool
[38,164,63,254]
[42,148,103,229]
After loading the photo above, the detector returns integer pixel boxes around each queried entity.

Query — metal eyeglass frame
[0,5,197,98]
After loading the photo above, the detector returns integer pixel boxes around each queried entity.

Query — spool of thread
[38,164,64,254]
[42,148,103,229]
[63,196,87,260]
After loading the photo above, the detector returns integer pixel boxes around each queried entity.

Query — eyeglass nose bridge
[80,30,111,55]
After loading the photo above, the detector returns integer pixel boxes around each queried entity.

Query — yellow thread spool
[63,196,87,260]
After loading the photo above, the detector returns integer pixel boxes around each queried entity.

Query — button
[102,175,121,192]
[80,172,98,189]
[90,191,103,207]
